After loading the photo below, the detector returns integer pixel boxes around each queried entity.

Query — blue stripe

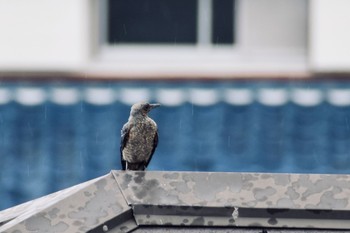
[1,82,350,210]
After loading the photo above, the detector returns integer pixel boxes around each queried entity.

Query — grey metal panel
[113,171,350,229]
[0,172,136,233]
[2,170,350,232]
[0,176,102,226]
[133,227,350,233]
[113,171,350,209]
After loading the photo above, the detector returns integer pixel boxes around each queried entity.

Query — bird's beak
[150,103,161,109]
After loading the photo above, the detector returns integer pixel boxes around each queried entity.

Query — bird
[120,102,160,170]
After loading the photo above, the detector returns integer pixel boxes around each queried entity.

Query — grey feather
[120,102,160,171]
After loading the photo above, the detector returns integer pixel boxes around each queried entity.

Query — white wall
[309,0,350,72]
[0,0,91,71]
[0,0,349,74]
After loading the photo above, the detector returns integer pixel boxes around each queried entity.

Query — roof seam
[111,170,133,207]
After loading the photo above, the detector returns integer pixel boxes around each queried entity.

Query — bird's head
[130,102,161,117]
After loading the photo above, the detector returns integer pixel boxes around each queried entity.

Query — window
[94,0,308,76]
[107,0,235,46]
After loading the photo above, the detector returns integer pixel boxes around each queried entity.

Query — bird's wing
[120,122,131,170]
[145,131,158,168]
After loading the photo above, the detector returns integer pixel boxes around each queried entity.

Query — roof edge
[2,171,350,232]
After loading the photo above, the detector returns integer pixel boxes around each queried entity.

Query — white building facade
[0,0,349,77]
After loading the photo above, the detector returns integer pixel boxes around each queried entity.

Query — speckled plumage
[120,102,160,170]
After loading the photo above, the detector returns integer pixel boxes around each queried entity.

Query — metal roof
[1,171,350,232]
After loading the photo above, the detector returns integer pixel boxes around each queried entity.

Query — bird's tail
[126,162,146,171]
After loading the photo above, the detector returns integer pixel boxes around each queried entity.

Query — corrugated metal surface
[1,81,350,210]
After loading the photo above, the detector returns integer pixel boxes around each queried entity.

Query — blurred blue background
[1,0,350,212]
[2,80,350,210]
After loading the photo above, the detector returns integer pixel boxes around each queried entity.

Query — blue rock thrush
[120,102,160,170]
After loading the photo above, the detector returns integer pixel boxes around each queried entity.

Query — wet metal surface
[133,227,350,233]
[1,171,350,232]
[0,172,136,233]
[113,171,350,209]
[113,171,350,229]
